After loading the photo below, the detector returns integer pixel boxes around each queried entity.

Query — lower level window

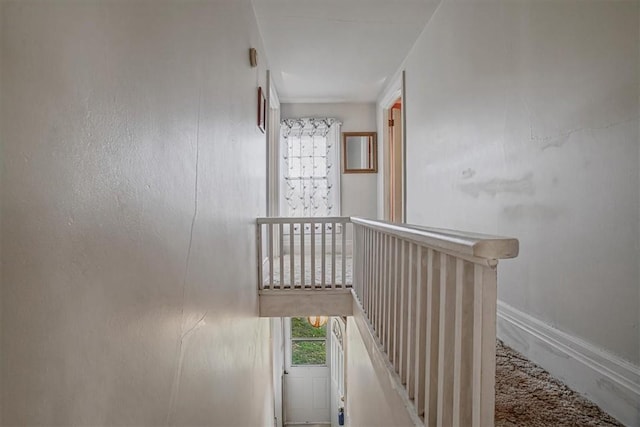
[291,317,327,366]
[292,340,326,365]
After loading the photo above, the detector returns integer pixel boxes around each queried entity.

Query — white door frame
[329,317,345,427]
[377,70,406,223]
[283,317,331,425]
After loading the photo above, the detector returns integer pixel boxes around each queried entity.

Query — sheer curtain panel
[280,118,342,223]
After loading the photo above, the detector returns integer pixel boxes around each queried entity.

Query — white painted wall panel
[398,0,639,366]
[345,316,415,427]
[0,1,273,425]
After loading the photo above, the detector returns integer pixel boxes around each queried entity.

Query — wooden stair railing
[256,216,518,426]
[256,217,352,290]
[351,217,518,427]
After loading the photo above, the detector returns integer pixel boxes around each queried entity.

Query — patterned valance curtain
[280,118,342,218]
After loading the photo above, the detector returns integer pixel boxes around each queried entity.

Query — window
[290,317,327,366]
[280,118,341,218]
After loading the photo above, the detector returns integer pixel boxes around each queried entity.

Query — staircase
[256,216,518,427]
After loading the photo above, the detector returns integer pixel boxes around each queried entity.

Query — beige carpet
[496,340,622,426]
[263,254,352,288]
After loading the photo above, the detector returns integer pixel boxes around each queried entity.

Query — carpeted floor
[264,254,352,288]
[496,340,622,426]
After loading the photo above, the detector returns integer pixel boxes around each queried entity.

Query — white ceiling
[252,0,441,103]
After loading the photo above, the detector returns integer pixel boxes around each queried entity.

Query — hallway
[0,0,638,426]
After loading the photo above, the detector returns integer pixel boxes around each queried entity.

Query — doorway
[283,317,331,425]
[386,98,404,223]
[279,316,345,427]
[379,71,405,223]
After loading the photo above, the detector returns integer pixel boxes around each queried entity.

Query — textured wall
[401,0,639,365]
[1,1,273,425]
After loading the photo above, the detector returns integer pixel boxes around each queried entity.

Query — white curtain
[280,118,341,219]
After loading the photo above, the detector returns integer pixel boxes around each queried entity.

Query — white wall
[271,318,285,427]
[345,315,415,427]
[387,0,639,423]
[281,103,378,220]
[0,1,273,425]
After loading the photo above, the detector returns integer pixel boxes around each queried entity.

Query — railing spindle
[437,254,457,427]
[376,232,384,337]
[393,236,402,372]
[371,231,382,335]
[257,223,263,290]
[331,223,336,288]
[458,261,475,426]
[279,223,284,288]
[268,223,274,289]
[425,249,441,427]
[366,228,372,312]
[472,264,483,426]
[453,259,464,427]
[359,226,364,299]
[414,245,427,416]
[321,223,326,289]
[369,230,378,326]
[387,236,394,352]
[311,221,316,287]
[406,243,417,398]
[386,236,395,358]
[479,264,497,427]
[362,228,367,308]
[380,234,388,347]
[300,222,305,288]
[289,223,294,288]
[352,226,357,293]
[342,221,347,287]
[399,240,410,383]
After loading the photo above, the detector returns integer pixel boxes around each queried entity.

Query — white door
[284,317,331,425]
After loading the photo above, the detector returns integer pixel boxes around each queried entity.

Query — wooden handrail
[257,216,350,224]
[350,217,518,260]
[350,218,519,426]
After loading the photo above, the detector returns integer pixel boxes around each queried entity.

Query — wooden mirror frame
[342,132,378,174]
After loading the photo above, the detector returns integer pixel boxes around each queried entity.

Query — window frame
[289,317,329,367]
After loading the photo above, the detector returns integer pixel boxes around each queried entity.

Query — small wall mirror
[342,132,377,173]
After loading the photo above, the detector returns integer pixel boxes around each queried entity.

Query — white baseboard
[497,301,640,427]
